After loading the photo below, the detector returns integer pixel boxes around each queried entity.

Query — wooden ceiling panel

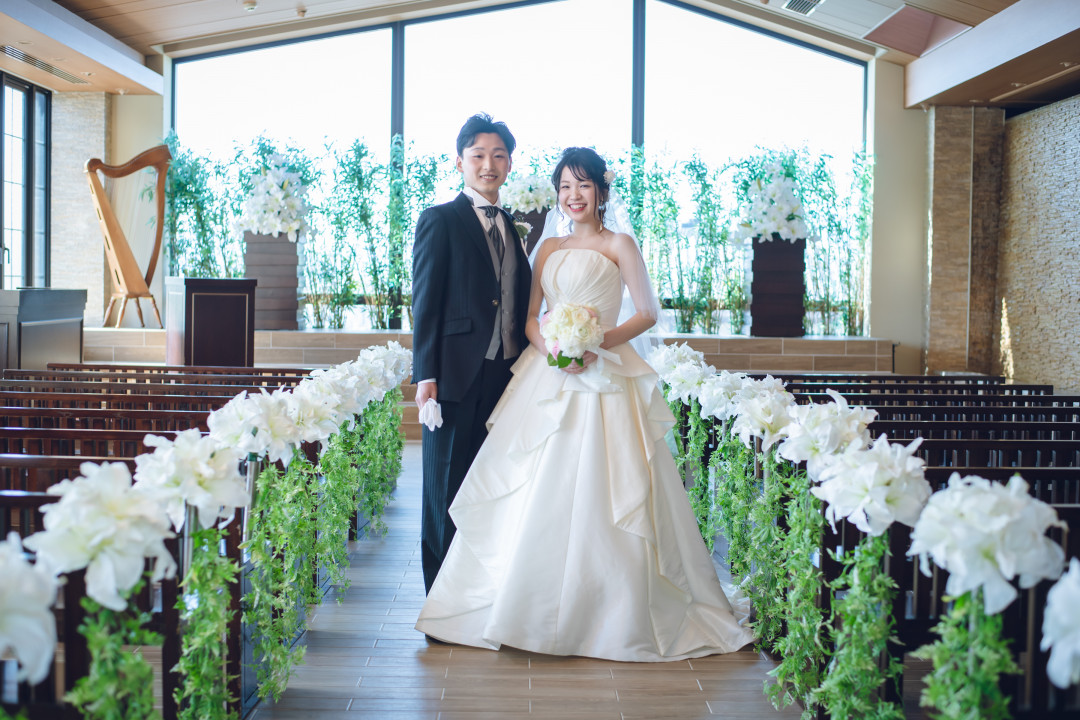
[906,0,1017,26]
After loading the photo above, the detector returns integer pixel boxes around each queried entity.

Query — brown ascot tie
[481,205,505,263]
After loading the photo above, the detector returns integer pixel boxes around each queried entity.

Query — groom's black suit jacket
[411,192,532,403]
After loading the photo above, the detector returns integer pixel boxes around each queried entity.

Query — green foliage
[747,449,789,650]
[0,708,28,720]
[66,578,161,720]
[242,455,320,701]
[814,531,904,720]
[163,132,243,278]
[353,391,404,535]
[317,424,365,590]
[767,466,826,718]
[175,524,239,720]
[913,589,1020,720]
[710,424,755,582]
[684,401,721,550]
[303,234,356,329]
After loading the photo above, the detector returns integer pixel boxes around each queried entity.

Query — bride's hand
[562,351,597,374]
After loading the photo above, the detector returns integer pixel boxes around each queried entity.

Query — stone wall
[923,106,1004,374]
[994,94,1080,392]
[50,93,109,323]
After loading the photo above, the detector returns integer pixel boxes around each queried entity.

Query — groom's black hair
[456,113,516,157]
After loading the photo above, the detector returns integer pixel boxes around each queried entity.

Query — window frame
[0,73,50,289]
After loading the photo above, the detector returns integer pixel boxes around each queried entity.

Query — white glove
[418,398,443,431]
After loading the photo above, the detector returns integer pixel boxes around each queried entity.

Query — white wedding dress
[415,248,754,661]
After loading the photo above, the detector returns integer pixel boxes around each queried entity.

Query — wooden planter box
[750,238,806,337]
[244,232,304,330]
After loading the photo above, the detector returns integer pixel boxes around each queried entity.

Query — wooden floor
[249,442,802,720]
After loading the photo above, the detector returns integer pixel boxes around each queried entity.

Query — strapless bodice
[541,249,624,329]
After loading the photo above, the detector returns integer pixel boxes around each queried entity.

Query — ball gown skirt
[414,249,754,661]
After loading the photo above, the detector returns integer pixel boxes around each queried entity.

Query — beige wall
[993,94,1080,392]
[50,92,109,323]
[866,59,930,373]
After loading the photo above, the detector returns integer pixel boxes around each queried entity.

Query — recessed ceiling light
[82,71,95,77]
[243,0,257,10]
[16,41,32,46]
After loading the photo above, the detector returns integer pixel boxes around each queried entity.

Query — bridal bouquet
[540,303,604,368]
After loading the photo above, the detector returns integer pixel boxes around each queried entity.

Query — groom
[412,114,532,594]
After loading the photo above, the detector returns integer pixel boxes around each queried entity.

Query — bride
[414,147,754,662]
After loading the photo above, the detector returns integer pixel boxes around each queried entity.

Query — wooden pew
[0,406,208,432]
[6,368,305,388]
[48,362,312,377]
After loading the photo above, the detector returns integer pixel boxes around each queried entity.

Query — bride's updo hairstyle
[551,147,611,226]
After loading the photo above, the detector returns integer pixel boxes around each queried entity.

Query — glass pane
[645,0,865,166]
[405,0,632,176]
[3,83,29,288]
[174,29,393,160]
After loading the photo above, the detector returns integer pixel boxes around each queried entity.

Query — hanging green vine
[684,401,721,551]
[813,531,904,720]
[66,578,161,720]
[709,424,755,583]
[747,449,789,651]
[242,454,320,702]
[175,524,239,720]
[354,391,404,535]
[767,465,826,718]
[317,428,363,590]
[913,588,1020,720]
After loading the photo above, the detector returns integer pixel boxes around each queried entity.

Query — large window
[405,0,631,177]
[1,76,49,289]
[174,29,392,160]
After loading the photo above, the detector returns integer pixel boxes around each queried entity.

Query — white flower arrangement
[1042,557,1080,689]
[778,389,877,479]
[908,473,1066,615]
[0,531,58,685]
[731,378,797,451]
[647,343,707,379]
[540,303,605,368]
[501,174,557,215]
[24,462,177,612]
[736,162,809,244]
[696,370,754,423]
[133,429,249,532]
[811,435,931,536]
[238,153,310,242]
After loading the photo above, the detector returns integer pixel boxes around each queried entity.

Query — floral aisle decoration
[207,341,412,702]
[132,429,250,720]
[908,474,1066,719]
[238,153,311,242]
[1042,557,1080,690]
[0,532,58,686]
[23,462,177,720]
[807,434,931,719]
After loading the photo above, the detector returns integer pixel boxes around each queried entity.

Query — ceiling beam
[905,0,1080,107]
[2,0,162,94]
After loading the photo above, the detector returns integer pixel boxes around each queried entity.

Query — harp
[85,145,172,328]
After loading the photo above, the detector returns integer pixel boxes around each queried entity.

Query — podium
[0,288,87,369]
[165,278,256,366]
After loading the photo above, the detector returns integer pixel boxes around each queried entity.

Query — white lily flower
[0,532,58,684]
[908,474,1065,614]
[24,462,176,611]
[779,389,877,479]
[811,435,930,536]
[647,342,707,380]
[133,429,248,531]
[1042,557,1080,689]
[731,378,796,450]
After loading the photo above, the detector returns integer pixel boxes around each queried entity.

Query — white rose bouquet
[540,302,604,369]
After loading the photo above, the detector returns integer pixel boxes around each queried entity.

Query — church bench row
[871,419,1080,440]
[47,362,313,376]
[783,381,1052,395]
[0,379,292,396]
[0,406,208,432]
[5,368,307,387]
